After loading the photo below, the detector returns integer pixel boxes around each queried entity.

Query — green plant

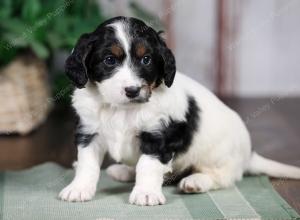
[0,0,105,66]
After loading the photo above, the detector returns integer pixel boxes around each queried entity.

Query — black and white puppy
[59,16,300,206]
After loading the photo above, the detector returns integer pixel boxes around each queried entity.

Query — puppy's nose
[125,86,141,98]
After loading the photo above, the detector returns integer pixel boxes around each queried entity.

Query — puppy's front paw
[129,186,166,206]
[59,182,96,202]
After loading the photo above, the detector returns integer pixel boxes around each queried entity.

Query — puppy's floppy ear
[157,35,176,88]
[65,33,98,88]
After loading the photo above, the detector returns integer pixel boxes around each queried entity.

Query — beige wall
[234,0,300,97]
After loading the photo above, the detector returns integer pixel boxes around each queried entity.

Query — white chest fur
[98,107,141,165]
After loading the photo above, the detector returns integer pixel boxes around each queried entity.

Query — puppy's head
[65,16,176,105]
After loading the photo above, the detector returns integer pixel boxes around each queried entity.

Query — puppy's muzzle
[128,85,152,103]
[125,86,141,99]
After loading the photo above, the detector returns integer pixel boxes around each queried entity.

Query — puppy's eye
[104,56,117,66]
[141,55,152,66]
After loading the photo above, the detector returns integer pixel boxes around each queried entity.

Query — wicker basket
[0,56,52,135]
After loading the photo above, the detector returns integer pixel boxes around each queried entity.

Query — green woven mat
[0,163,299,220]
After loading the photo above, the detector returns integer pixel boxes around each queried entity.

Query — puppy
[59,16,300,206]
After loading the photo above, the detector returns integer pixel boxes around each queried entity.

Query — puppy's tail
[247,152,300,179]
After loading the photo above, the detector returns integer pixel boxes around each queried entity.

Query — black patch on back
[74,114,97,148]
[139,96,200,163]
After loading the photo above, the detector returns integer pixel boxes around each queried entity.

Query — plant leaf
[22,0,41,23]
[29,40,49,59]
[0,0,12,19]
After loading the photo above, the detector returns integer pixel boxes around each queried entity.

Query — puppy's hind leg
[179,165,240,193]
[106,164,135,182]
[179,173,214,193]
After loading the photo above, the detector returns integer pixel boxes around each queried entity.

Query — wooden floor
[0,98,299,213]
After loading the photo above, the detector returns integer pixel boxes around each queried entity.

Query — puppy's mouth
[130,99,148,104]
[130,96,149,103]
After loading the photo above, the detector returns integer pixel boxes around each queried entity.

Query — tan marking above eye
[111,44,124,57]
[136,43,147,57]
